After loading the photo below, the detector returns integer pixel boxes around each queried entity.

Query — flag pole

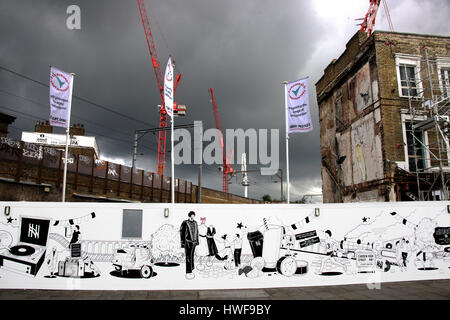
[171,116,175,204]
[283,81,290,204]
[62,73,75,202]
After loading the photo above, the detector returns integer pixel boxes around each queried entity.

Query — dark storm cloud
[0,0,449,200]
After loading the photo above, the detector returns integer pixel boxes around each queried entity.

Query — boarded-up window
[121,209,143,239]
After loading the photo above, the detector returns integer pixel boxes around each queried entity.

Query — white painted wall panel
[0,202,449,290]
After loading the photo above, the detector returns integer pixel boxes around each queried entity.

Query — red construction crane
[208,88,234,193]
[137,0,182,176]
[359,0,394,36]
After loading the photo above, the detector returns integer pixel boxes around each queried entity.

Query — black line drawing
[111,244,154,278]
[205,224,227,261]
[247,227,264,258]
[69,225,81,248]
[0,216,51,277]
[389,212,443,271]
[233,233,243,268]
[44,247,59,278]
[52,212,96,227]
[83,255,101,277]
[219,234,234,270]
[319,230,347,275]
[0,230,13,249]
[197,217,209,259]
[395,238,412,272]
[258,213,319,276]
[180,211,199,280]
[150,224,182,267]
[195,218,227,270]
[0,204,449,288]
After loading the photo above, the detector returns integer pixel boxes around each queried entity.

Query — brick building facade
[316,30,450,203]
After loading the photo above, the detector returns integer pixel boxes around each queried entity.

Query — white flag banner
[49,67,73,128]
[164,57,174,118]
[285,77,313,133]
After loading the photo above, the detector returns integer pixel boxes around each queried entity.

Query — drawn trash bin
[247,229,264,258]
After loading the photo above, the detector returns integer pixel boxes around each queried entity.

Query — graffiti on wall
[348,62,374,113]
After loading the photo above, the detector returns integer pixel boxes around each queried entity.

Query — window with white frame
[401,113,430,173]
[395,54,422,98]
[437,58,450,98]
[405,121,426,172]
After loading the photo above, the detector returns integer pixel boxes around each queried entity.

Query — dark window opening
[441,67,450,98]
[405,122,425,172]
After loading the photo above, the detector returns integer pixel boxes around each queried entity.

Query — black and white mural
[0,202,449,290]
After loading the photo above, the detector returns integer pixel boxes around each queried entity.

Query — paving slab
[146,290,172,300]
[98,290,126,300]
[198,289,271,299]
[1,279,449,300]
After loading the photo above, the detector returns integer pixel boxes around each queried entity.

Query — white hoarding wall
[0,201,449,290]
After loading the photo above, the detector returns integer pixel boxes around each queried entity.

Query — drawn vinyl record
[9,245,35,256]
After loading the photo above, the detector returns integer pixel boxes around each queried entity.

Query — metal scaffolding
[403,48,450,201]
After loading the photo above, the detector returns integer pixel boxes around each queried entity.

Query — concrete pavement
[0,279,449,300]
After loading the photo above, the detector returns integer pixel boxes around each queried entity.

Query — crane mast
[360,0,394,36]
[209,88,233,193]
[137,0,181,176]
[360,0,381,36]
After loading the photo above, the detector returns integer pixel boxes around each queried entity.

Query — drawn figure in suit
[180,211,199,280]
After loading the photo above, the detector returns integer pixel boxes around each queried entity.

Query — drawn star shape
[362,217,369,223]
[6,217,13,224]
[237,222,244,229]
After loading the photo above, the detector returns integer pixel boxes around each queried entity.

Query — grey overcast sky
[0,0,449,201]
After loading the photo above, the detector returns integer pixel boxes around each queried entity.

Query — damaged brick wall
[317,30,450,203]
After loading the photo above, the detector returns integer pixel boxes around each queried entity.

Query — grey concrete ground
[0,279,449,300]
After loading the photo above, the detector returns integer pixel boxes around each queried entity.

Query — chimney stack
[69,123,85,136]
[34,120,53,133]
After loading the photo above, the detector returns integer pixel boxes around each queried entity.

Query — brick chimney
[34,120,53,133]
[70,123,85,136]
